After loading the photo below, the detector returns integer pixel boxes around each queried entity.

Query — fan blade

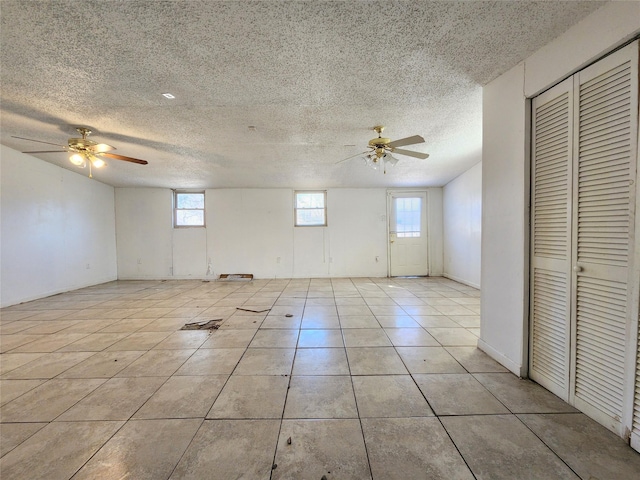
[100,152,148,165]
[387,135,425,148]
[89,143,116,153]
[391,148,429,159]
[11,136,67,147]
[336,150,370,164]
[22,150,67,153]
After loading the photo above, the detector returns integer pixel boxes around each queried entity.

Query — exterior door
[388,191,428,276]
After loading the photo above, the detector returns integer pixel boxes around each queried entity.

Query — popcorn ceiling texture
[0,0,605,188]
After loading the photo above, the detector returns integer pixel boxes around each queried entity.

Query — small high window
[295,191,327,226]
[174,191,205,227]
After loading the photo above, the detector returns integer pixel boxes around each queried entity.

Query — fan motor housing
[368,137,391,147]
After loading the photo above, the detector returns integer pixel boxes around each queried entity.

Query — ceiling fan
[338,125,429,173]
[12,127,149,178]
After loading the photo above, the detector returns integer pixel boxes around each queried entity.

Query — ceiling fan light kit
[12,127,149,179]
[338,125,430,173]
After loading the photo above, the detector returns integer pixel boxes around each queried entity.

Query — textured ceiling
[1,0,606,188]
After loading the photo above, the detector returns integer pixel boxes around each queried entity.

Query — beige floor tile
[200,328,257,348]
[0,378,106,422]
[57,376,167,421]
[0,334,43,353]
[170,419,280,479]
[269,305,304,316]
[9,332,89,353]
[413,373,509,415]
[445,346,509,372]
[106,331,172,350]
[396,346,466,374]
[0,421,123,480]
[364,297,400,306]
[401,305,442,316]
[442,415,580,480]
[260,316,302,329]
[0,379,46,406]
[250,329,299,348]
[116,349,195,377]
[73,419,202,480]
[368,305,408,316]
[57,332,130,351]
[284,376,357,418]
[346,347,408,375]
[352,375,433,418]
[337,305,374,316]
[342,328,392,347]
[362,417,474,480]
[412,315,461,328]
[98,317,155,333]
[297,329,344,348]
[301,316,340,329]
[338,315,380,328]
[292,347,350,375]
[518,413,640,480]
[306,298,338,306]
[0,422,47,457]
[152,330,211,349]
[335,297,366,305]
[233,348,295,375]
[273,419,371,480]
[174,348,244,375]
[474,373,578,413]
[1,351,95,379]
[57,350,146,378]
[449,315,480,328]
[208,375,288,419]
[20,320,80,335]
[0,352,45,375]
[374,315,420,328]
[383,328,439,347]
[219,314,265,329]
[134,375,227,419]
[426,327,478,346]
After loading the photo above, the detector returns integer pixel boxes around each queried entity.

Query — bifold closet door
[529,78,574,401]
[571,42,639,436]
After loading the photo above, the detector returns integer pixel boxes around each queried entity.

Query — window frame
[173,190,206,228]
[294,190,327,227]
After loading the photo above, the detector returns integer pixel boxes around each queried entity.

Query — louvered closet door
[529,78,574,401]
[572,42,639,436]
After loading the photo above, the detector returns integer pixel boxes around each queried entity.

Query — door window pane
[395,197,421,237]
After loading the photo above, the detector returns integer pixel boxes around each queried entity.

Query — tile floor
[1,277,639,479]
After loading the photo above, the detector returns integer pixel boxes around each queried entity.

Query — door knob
[573,265,583,272]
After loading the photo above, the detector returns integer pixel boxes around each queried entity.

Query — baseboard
[478,339,526,377]
[1,275,118,308]
[443,272,480,289]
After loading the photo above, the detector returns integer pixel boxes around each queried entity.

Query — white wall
[116,187,443,279]
[1,146,117,307]
[480,1,640,376]
[443,162,482,288]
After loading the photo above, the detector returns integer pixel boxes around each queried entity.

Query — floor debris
[287,436,292,445]
[218,273,254,281]
[180,319,223,330]
[236,307,271,313]
[285,314,293,317]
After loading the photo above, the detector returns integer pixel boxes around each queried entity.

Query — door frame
[386,189,430,277]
